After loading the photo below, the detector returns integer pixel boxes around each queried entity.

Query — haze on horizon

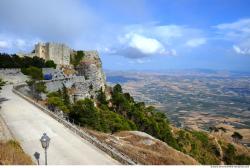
[0,0,250,72]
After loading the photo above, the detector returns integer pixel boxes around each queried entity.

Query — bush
[223,143,250,165]
[47,96,69,113]
[45,60,57,69]
[47,89,70,113]
[176,130,221,164]
[23,66,43,80]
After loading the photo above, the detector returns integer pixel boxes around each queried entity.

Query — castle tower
[34,42,71,66]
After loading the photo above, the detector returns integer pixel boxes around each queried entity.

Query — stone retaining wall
[0,68,28,84]
[12,84,137,165]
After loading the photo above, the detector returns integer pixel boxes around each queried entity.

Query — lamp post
[40,133,50,165]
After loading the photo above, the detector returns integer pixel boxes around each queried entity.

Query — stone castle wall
[35,42,71,65]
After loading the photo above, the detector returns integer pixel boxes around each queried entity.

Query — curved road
[0,85,119,165]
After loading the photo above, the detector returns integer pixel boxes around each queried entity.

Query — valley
[106,70,250,147]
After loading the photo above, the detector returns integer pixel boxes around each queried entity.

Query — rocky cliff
[74,51,106,100]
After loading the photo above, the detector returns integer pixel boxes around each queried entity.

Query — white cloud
[0,41,10,49]
[111,32,178,58]
[153,25,183,38]
[0,33,42,53]
[215,18,250,55]
[185,38,206,47]
[215,18,250,33]
[215,19,250,41]
[126,33,166,55]
[233,45,250,55]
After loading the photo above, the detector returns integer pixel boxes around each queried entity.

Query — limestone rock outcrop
[74,50,106,100]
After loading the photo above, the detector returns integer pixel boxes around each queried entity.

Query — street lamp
[40,133,50,165]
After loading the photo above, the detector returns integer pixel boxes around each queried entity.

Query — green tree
[47,91,61,98]
[113,84,122,94]
[31,56,45,68]
[123,92,134,103]
[218,127,227,132]
[231,132,243,143]
[0,54,50,68]
[45,60,57,69]
[70,50,84,67]
[34,82,46,100]
[0,78,6,92]
[25,66,46,101]
[71,99,99,129]
[99,108,136,133]
[97,88,108,105]
[62,84,71,108]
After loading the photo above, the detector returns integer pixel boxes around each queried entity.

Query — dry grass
[87,130,199,165]
[215,123,250,145]
[0,140,33,165]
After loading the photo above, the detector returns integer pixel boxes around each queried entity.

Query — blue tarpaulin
[44,73,52,80]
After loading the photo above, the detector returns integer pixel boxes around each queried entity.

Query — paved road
[0,85,119,165]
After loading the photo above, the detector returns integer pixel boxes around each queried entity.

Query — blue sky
[0,0,250,71]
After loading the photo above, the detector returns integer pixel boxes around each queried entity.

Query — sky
[0,0,250,71]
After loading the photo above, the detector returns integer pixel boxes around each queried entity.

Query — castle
[34,42,72,65]
[16,42,107,101]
